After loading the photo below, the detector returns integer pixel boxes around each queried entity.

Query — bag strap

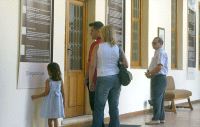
[118,46,123,62]
[118,45,128,68]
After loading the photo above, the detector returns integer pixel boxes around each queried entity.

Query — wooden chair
[164,76,193,113]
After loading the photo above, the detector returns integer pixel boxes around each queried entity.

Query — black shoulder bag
[118,48,133,86]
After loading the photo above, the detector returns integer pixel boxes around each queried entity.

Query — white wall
[0,0,66,127]
[0,0,200,126]
[0,0,36,127]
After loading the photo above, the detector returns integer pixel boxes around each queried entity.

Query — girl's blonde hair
[100,25,116,46]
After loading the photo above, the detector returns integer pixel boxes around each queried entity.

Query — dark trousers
[89,91,95,111]
[87,84,105,127]
[150,74,167,120]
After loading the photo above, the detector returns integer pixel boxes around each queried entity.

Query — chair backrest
[166,76,175,90]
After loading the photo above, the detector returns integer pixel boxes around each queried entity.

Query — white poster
[18,63,48,88]
[188,0,196,11]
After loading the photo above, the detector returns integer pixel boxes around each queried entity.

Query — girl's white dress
[40,79,65,118]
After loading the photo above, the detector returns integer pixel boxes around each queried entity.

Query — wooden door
[64,0,86,117]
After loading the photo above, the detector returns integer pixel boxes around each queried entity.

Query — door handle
[67,48,72,52]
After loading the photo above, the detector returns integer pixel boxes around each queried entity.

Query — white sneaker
[145,120,160,125]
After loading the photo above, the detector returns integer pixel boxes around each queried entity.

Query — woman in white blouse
[89,25,128,127]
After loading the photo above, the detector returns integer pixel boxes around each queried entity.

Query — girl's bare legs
[53,119,58,127]
[48,119,53,127]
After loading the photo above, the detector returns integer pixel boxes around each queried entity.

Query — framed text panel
[18,0,53,88]
[158,27,165,49]
[187,0,196,80]
[187,0,196,68]
[106,0,125,49]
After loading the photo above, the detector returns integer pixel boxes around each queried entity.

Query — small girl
[31,62,65,127]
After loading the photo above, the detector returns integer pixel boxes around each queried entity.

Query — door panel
[64,0,86,117]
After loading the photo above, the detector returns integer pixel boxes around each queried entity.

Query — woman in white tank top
[90,25,128,127]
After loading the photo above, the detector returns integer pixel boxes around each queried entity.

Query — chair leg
[171,100,177,113]
[187,97,193,110]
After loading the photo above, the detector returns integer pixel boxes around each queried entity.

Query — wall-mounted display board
[187,0,196,68]
[106,0,125,49]
[18,0,53,88]
[187,0,196,80]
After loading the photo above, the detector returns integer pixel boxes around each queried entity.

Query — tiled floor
[63,102,200,127]
[120,103,200,127]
